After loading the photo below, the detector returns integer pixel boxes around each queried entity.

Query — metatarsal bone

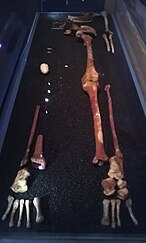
[2,195,14,220]
[109,32,115,54]
[9,199,19,227]
[33,197,44,223]
[25,199,31,228]
[17,199,25,227]
[111,199,116,228]
[125,198,138,225]
[101,199,110,226]
[102,34,110,52]
[116,199,121,227]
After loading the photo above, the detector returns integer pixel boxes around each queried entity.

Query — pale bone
[101,199,110,226]
[117,179,127,189]
[33,197,44,223]
[109,32,115,54]
[9,199,19,227]
[25,199,31,228]
[17,199,25,227]
[116,199,121,227]
[100,11,109,32]
[108,155,124,180]
[125,198,138,225]
[102,33,110,52]
[10,168,30,193]
[111,199,116,228]
[2,195,14,220]
[117,188,129,201]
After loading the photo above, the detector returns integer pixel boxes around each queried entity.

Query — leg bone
[111,199,116,228]
[25,199,31,228]
[101,199,110,226]
[17,199,25,227]
[2,195,14,220]
[33,197,44,223]
[125,198,138,225]
[9,199,19,227]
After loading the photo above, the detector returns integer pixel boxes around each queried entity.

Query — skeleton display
[101,85,138,228]
[64,22,108,165]
[11,105,47,194]
[2,195,44,228]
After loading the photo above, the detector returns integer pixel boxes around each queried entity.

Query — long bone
[25,199,31,228]
[110,199,116,228]
[102,33,110,52]
[31,135,46,170]
[101,199,110,226]
[9,199,19,227]
[125,198,138,225]
[104,85,124,179]
[17,199,25,227]
[2,195,14,220]
[75,27,108,165]
[116,199,121,227]
[33,197,44,223]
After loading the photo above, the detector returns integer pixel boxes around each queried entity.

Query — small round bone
[33,197,44,223]
[40,63,49,74]
[2,195,14,221]
[9,199,19,227]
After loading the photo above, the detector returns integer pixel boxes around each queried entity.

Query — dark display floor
[0,13,146,240]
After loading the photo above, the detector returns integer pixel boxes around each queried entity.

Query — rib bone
[9,199,19,227]
[76,28,108,165]
[125,198,138,225]
[17,199,25,227]
[116,199,121,227]
[33,197,44,223]
[101,199,110,226]
[25,199,31,228]
[111,199,116,228]
[10,168,30,193]
[31,135,46,170]
[2,195,14,220]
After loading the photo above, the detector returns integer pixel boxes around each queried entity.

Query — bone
[101,199,110,226]
[117,179,127,189]
[102,177,116,196]
[117,188,129,201]
[110,199,116,228]
[108,155,124,180]
[25,199,31,228]
[116,199,121,227]
[2,195,14,220]
[17,199,25,227]
[33,197,44,223]
[100,11,109,33]
[10,168,30,193]
[31,135,46,170]
[125,198,138,225]
[102,33,110,52]
[9,199,19,227]
[20,105,40,167]
[109,31,115,54]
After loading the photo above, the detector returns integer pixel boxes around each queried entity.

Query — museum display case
[0,0,146,242]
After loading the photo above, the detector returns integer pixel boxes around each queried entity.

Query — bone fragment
[33,197,44,223]
[117,188,129,201]
[109,31,115,54]
[102,177,116,196]
[25,199,31,228]
[102,33,110,52]
[101,199,110,226]
[116,199,121,227]
[10,168,30,193]
[17,199,25,227]
[101,11,109,32]
[2,195,14,220]
[108,155,124,180]
[111,199,116,228]
[9,199,19,227]
[125,198,138,225]
[117,179,127,189]
[31,135,46,170]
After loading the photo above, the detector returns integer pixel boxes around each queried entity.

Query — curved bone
[33,197,44,223]
[111,199,116,228]
[25,199,31,228]
[101,199,110,226]
[116,199,121,227]
[31,135,46,170]
[102,33,110,52]
[125,198,138,225]
[17,199,25,227]
[20,105,40,167]
[79,32,108,165]
[100,11,109,33]
[2,195,14,220]
[9,199,19,227]
[109,32,115,54]
[10,168,30,193]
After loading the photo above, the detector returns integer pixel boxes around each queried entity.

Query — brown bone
[74,26,108,165]
[31,135,46,170]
